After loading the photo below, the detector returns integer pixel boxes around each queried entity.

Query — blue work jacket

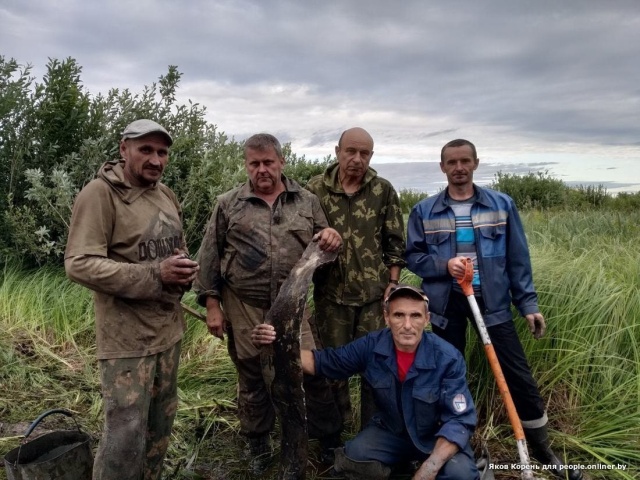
[405,185,540,329]
[313,329,476,453]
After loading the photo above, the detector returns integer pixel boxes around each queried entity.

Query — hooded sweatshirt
[65,160,186,359]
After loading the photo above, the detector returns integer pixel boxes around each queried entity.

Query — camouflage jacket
[195,176,330,309]
[306,163,406,305]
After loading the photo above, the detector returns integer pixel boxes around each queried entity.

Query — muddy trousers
[313,296,384,430]
[223,287,341,440]
[93,341,181,480]
[228,326,342,440]
[432,291,546,424]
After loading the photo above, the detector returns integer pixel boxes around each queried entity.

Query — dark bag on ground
[4,409,92,480]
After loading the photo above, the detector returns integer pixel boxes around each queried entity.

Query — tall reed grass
[0,210,638,479]
[522,211,640,476]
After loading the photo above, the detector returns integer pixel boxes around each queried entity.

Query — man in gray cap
[252,284,479,480]
[65,119,199,480]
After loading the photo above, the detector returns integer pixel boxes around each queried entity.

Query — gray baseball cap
[384,284,429,306]
[121,119,173,146]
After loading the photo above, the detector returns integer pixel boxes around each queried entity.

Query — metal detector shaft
[457,258,536,480]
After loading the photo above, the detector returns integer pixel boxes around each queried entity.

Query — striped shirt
[450,196,481,295]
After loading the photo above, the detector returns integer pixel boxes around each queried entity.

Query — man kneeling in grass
[252,285,479,480]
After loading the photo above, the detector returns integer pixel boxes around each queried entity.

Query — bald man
[306,127,406,455]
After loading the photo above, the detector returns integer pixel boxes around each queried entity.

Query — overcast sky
[2,0,640,191]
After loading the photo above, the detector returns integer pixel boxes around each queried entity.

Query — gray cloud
[1,0,639,185]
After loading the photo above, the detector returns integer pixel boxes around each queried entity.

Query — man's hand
[384,282,395,300]
[251,326,316,373]
[447,256,468,280]
[412,437,457,480]
[205,297,226,340]
[251,323,276,346]
[160,249,200,286]
[384,266,402,299]
[412,458,440,480]
[526,312,546,339]
[313,228,342,252]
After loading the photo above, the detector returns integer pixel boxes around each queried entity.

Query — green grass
[1,210,639,479]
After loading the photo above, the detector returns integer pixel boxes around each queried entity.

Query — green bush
[0,57,214,264]
[610,191,640,212]
[490,170,636,212]
[398,188,428,214]
[491,170,567,209]
[284,148,333,186]
[0,55,336,264]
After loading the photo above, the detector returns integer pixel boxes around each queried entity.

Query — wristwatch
[389,279,399,285]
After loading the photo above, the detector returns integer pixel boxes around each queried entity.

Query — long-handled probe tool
[457,258,538,480]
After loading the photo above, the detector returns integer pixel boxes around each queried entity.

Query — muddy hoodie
[65,160,186,359]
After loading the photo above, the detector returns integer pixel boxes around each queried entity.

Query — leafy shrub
[565,184,610,209]
[284,147,333,186]
[398,188,428,214]
[0,55,341,264]
[491,170,567,209]
[610,191,640,212]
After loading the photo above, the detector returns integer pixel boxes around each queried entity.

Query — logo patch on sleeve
[453,393,467,412]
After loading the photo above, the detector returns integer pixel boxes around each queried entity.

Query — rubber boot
[524,425,583,480]
[476,443,496,480]
[247,434,273,475]
[333,447,391,480]
[319,432,343,465]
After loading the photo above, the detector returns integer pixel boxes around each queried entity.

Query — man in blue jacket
[253,284,479,480]
[405,139,582,480]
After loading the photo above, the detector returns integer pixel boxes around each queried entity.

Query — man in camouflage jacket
[306,127,406,435]
[195,133,343,472]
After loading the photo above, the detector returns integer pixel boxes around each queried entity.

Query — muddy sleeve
[65,180,114,259]
[64,181,164,300]
[194,200,227,306]
[310,192,329,234]
[65,255,163,300]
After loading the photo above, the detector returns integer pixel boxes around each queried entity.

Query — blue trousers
[345,422,479,480]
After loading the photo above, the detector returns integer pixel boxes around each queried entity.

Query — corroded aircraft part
[263,240,338,480]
